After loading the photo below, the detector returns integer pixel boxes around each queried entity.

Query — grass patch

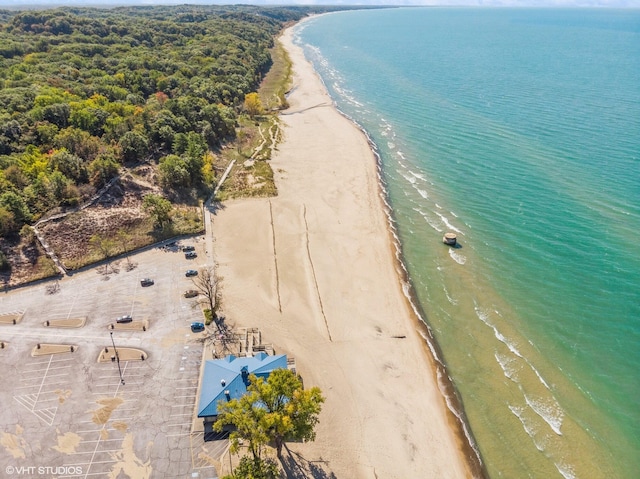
[42,205,203,271]
[259,38,293,111]
[213,38,292,201]
[216,158,277,201]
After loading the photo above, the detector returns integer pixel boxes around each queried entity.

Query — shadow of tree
[209,203,225,217]
[279,445,336,479]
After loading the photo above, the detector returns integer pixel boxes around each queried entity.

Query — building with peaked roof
[197,352,289,438]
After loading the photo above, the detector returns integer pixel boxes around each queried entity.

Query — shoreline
[211,21,480,478]
[331,95,486,476]
[293,18,485,475]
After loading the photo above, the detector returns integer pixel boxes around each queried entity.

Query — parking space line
[36,356,53,397]
[77,438,122,444]
[49,366,73,372]
[90,382,134,388]
[37,373,71,380]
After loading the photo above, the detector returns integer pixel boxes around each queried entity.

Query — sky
[0,0,637,8]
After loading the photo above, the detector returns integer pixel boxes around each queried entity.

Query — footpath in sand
[211,25,475,479]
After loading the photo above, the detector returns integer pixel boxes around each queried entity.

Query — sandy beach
[211,24,475,478]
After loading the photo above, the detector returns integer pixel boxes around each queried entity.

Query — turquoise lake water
[293,8,640,479]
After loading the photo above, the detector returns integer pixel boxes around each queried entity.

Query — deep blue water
[294,8,640,479]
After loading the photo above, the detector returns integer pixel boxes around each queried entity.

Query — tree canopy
[0,5,326,237]
[214,368,324,463]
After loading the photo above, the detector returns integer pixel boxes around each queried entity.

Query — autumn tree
[214,369,324,463]
[243,92,264,118]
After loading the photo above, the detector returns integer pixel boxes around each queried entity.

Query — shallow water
[295,8,640,478]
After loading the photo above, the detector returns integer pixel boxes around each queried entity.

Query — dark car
[184,290,199,298]
[190,322,205,333]
[116,315,133,324]
[185,251,197,259]
[185,269,198,277]
[140,278,154,287]
[182,245,195,252]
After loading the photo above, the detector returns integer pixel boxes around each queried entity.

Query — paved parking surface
[0,239,222,479]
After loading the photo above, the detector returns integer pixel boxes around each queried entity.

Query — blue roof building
[198,352,288,423]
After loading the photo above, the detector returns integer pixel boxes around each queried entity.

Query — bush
[224,456,279,479]
[203,308,213,325]
[0,251,10,272]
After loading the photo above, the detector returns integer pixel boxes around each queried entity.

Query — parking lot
[0,238,221,478]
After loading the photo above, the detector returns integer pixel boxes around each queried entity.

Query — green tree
[214,369,324,461]
[88,155,119,187]
[19,224,36,244]
[158,154,190,189]
[54,127,101,161]
[0,191,32,228]
[118,131,148,162]
[223,456,279,479]
[0,250,9,272]
[49,149,87,183]
[142,193,172,229]
[0,206,16,236]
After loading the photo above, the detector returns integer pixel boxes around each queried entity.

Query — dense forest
[0,5,359,281]
[0,5,312,235]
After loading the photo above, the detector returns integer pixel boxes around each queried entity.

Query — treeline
[0,5,338,238]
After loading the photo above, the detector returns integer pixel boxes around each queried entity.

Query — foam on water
[524,394,564,436]
[448,248,466,265]
[495,352,518,382]
[526,359,552,391]
[555,462,577,479]
[408,170,426,181]
[443,285,458,306]
[435,211,462,233]
[509,405,545,452]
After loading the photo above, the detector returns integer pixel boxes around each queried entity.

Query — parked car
[140,278,154,287]
[182,245,195,252]
[185,251,197,259]
[116,315,132,324]
[190,322,205,333]
[184,290,199,298]
[185,269,198,277]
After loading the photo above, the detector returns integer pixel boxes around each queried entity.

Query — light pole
[110,331,125,385]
